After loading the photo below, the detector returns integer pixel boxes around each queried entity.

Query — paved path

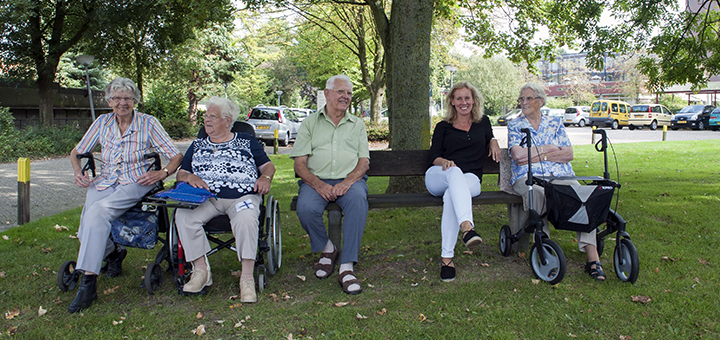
[2,128,719,231]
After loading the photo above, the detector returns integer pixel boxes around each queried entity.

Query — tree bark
[383,0,434,193]
[187,69,200,124]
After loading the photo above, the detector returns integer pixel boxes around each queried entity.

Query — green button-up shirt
[290,107,369,179]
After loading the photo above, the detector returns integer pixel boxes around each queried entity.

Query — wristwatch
[162,168,169,177]
[262,174,272,180]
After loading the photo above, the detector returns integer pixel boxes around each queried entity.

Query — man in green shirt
[290,74,369,295]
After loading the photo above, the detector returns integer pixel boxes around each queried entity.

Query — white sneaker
[239,278,257,303]
[183,258,212,293]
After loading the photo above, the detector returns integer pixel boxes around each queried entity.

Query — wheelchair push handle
[144,152,161,171]
[76,152,96,178]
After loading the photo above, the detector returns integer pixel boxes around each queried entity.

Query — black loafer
[440,261,455,282]
[106,245,127,278]
[68,274,98,313]
[462,229,483,250]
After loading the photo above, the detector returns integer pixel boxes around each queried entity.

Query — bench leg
[507,203,530,253]
[327,209,343,255]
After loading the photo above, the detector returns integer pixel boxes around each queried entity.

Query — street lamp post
[276,90,283,106]
[444,64,458,88]
[76,55,96,121]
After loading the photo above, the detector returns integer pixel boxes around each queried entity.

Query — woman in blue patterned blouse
[175,96,276,302]
[508,83,605,282]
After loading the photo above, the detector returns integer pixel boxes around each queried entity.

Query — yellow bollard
[273,129,279,155]
[662,125,667,141]
[17,158,30,225]
[591,125,597,144]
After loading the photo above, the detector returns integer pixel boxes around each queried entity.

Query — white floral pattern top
[507,114,575,185]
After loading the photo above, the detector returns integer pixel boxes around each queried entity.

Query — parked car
[545,108,565,118]
[246,105,301,146]
[670,104,715,130]
[289,108,315,122]
[628,104,673,130]
[709,107,720,131]
[497,109,522,126]
[589,99,631,129]
[563,106,591,127]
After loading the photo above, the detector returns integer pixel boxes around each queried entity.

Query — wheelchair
[498,128,639,284]
[149,121,282,295]
[57,151,174,295]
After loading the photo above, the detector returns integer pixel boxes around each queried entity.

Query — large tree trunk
[37,74,55,126]
[383,0,433,193]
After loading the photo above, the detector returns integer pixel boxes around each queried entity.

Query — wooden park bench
[290,149,531,253]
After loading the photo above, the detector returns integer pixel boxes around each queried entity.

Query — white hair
[519,83,547,105]
[104,77,141,103]
[206,96,239,121]
[325,75,353,90]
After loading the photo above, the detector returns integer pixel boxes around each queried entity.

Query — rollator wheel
[530,239,566,284]
[499,225,512,257]
[58,260,79,292]
[614,238,639,283]
[144,262,164,295]
[257,273,265,292]
[256,264,267,292]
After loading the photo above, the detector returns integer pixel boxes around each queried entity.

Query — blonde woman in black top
[426,82,501,281]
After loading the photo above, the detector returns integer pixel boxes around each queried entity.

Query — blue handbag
[110,204,159,249]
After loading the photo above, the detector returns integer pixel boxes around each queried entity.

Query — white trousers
[425,166,481,258]
[175,194,261,262]
[512,176,596,252]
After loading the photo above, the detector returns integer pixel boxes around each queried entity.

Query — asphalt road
[1,127,719,231]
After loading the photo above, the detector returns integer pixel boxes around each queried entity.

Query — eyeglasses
[110,96,135,103]
[329,89,353,97]
[517,96,540,103]
[205,113,225,120]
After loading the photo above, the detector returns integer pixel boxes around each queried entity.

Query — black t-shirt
[427,116,494,181]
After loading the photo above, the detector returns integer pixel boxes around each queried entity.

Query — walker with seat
[498,128,639,284]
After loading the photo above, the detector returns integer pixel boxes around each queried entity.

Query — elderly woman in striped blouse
[67,77,183,313]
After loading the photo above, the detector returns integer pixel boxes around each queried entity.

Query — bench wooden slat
[290,191,521,211]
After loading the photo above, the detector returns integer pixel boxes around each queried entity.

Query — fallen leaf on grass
[230,270,242,278]
[377,308,387,315]
[631,295,652,304]
[268,293,279,302]
[334,301,349,307]
[287,333,294,340]
[462,250,473,255]
[654,267,659,273]
[54,224,70,232]
[282,293,292,301]
[234,319,245,328]
[38,306,47,316]
[418,313,427,322]
[698,258,710,265]
[660,256,676,262]
[6,326,18,336]
[103,286,120,294]
[112,320,123,325]
[0,271,5,278]
[5,309,19,319]
[356,313,368,320]
[68,235,78,239]
[619,335,632,340]
[191,324,206,335]
[228,303,242,309]
[196,312,204,319]
[693,277,700,283]
[531,279,540,285]
[2,235,9,240]
[517,252,526,259]
[296,275,306,281]
[41,247,52,253]
[215,320,224,325]
[480,262,490,267]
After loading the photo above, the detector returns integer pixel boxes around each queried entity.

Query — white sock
[339,262,360,292]
[316,240,335,277]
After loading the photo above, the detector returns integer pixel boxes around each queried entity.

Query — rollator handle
[76,152,96,177]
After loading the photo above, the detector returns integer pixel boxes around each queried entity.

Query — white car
[563,106,591,127]
[289,108,314,122]
[246,106,301,146]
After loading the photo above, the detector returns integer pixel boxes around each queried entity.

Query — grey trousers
[76,182,153,274]
[175,194,261,262]
[512,176,596,252]
[296,177,368,264]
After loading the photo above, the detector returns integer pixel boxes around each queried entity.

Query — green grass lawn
[1,140,719,339]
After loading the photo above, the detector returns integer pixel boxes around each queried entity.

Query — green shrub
[365,121,389,142]
[160,117,195,139]
[143,80,188,121]
[0,125,85,163]
[0,107,14,135]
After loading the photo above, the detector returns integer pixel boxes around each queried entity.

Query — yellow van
[588,100,632,130]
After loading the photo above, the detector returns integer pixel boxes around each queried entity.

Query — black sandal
[440,260,456,282]
[462,229,482,250]
[585,261,606,281]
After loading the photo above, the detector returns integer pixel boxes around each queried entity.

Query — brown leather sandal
[338,270,362,295]
[313,248,338,279]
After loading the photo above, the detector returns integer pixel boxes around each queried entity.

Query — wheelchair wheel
[596,232,605,257]
[613,238,639,283]
[499,225,512,257]
[144,262,164,295]
[530,239,566,284]
[58,260,80,292]
[265,196,282,275]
